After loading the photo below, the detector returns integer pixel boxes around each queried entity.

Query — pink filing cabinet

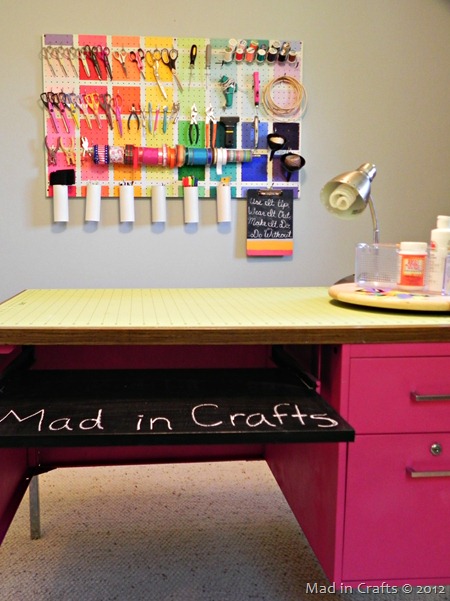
[266,342,450,586]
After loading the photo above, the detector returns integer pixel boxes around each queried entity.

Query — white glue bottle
[428,215,450,295]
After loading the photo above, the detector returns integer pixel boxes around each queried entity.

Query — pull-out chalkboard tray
[0,369,354,447]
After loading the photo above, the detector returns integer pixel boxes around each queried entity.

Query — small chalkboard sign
[246,189,294,256]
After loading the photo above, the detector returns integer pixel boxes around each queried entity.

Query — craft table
[1,287,450,587]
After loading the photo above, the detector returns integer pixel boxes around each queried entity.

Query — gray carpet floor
[0,461,448,601]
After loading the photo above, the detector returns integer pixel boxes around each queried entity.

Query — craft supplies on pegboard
[41,34,305,200]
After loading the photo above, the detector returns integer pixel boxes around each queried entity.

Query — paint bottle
[427,215,450,294]
[397,241,428,291]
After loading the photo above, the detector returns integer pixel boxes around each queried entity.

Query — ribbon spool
[267,133,286,161]
[280,152,306,181]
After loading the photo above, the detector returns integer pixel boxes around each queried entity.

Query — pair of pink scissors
[98,46,113,80]
[112,93,123,136]
[129,48,145,79]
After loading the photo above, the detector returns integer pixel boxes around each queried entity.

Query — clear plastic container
[355,243,399,289]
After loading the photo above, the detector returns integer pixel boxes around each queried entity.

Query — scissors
[50,92,71,133]
[113,49,127,77]
[80,45,92,77]
[89,47,103,79]
[145,50,167,99]
[112,93,123,136]
[42,47,56,76]
[84,93,102,129]
[129,48,145,79]
[96,46,113,80]
[64,92,80,129]
[161,48,183,92]
[74,94,93,129]
[40,92,60,133]
[53,47,68,77]
[99,93,114,129]
[63,47,79,77]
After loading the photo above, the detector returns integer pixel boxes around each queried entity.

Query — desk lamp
[320,163,379,243]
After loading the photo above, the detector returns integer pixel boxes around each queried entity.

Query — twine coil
[262,76,307,120]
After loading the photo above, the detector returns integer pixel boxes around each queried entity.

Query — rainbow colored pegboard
[41,34,304,199]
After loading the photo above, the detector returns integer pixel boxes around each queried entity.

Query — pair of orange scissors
[113,49,127,77]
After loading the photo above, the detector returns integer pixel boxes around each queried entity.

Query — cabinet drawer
[348,356,450,433]
[342,433,450,583]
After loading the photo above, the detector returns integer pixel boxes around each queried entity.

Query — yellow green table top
[0,288,449,345]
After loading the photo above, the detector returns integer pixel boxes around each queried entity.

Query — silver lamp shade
[320,163,379,243]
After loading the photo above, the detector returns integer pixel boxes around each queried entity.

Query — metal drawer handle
[410,392,450,402]
[407,467,450,478]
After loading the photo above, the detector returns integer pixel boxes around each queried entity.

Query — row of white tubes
[53,182,232,224]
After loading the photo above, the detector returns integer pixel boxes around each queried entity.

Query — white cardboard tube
[216,183,232,223]
[119,185,135,222]
[151,184,167,223]
[85,183,101,222]
[53,185,69,222]
[183,187,199,223]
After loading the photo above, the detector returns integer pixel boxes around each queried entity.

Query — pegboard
[41,34,305,199]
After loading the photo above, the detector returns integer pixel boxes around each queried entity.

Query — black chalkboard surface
[246,189,294,256]
[0,368,354,446]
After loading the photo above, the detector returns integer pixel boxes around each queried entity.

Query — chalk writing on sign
[246,189,294,256]
[0,402,339,435]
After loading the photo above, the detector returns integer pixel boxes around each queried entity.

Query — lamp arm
[368,196,380,244]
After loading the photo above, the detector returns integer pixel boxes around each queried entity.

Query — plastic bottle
[428,215,450,295]
[397,241,428,291]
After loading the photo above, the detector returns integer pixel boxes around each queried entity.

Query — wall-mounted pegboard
[41,34,305,199]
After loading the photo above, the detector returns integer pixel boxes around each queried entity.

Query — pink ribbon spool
[141,148,159,166]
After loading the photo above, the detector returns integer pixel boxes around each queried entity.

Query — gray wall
[1,0,449,300]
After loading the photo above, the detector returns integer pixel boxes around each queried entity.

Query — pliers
[45,136,58,166]
[205,104,217,148]
[128,104,140,130]
[59,136,76,165]
[189,104,199,145]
